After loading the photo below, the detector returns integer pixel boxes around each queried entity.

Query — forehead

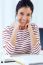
[18,7,32,14]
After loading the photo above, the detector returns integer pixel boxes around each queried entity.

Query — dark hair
[16,0,34,14]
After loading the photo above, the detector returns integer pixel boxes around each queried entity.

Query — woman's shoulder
[3,21,17,30]
[31,23,39,29]
[3,25,14,34]
[31,23,38,27]
[30,23,39,34]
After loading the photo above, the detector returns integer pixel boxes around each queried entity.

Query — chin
[21,24,25,27]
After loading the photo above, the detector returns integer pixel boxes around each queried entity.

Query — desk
[0,54,43,65]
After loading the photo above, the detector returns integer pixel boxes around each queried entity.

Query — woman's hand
[10,22,19,46]
[19,23,29,30]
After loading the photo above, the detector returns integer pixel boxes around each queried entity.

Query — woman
[3,0,41,55]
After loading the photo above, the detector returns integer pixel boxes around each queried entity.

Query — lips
[21,21,26,23]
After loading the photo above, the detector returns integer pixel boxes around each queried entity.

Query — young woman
[3,0,41,55]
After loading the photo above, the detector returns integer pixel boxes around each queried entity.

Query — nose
[22,15,27,22]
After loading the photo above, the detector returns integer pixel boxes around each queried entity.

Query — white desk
[0,54,43,65]
[0,48,43,65]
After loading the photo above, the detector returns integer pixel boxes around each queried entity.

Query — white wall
[1,0,19,27]
[31,0,43,28]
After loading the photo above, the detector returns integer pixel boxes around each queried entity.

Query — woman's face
[17,7,32,27]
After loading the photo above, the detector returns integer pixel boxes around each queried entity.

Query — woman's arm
[31,24,41,54]
[2,26,16,55]
[28,23,41,54]
[10,22,19,46]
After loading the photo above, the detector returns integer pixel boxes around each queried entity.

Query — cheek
[17,15,22,21]
[26,17,31,24]
[28,16,31,21]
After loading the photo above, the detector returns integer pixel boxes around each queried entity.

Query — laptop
[29,63,43,65]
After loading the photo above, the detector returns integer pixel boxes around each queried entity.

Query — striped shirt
[2,23,41,55]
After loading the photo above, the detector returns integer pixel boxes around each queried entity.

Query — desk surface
[0,49,43,65]
[0,54,43,65]
[0,45,43,65]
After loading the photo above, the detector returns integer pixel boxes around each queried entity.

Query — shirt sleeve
[2,26,15,55]
[31,24,41,54]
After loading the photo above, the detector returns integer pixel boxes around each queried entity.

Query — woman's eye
[27,13,31,16]
[20,12,24,15]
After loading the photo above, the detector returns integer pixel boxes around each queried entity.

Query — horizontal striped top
[2,23,41,55]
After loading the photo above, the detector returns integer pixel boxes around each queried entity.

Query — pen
[1,60,25,65]
[1,60,15,63]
